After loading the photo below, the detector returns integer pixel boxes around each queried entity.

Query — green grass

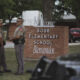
[0,48,37,80]
[69,45,80,54]
[0,45,80,80]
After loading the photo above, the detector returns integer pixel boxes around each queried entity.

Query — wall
[24,26,69,59]
[8,23,17,38]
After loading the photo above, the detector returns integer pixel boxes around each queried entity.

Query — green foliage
[55,0,80,19]
[0,0,16,20]
[13,0,42,12]
[62,0,80,19]
[0,0,42,21]
[0,0,43,39]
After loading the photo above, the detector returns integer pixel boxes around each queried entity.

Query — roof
[11,17,17,23]
[62,14,76,20]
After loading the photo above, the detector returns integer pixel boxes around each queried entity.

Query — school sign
[24,26,69,59]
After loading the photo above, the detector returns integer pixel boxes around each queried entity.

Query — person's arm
[14,26,25,39]
[14,36,21,39]
[9,36,21,41]
[9,27,21,41]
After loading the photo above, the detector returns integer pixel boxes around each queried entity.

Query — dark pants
[15,44,24,73]
[0,46,7,70]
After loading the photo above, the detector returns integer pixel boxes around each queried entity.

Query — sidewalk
[69,42,80,46]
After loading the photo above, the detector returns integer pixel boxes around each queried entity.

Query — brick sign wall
[24,26,69,59]
[8,23,17,38]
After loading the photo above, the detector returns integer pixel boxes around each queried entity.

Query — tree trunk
[42,0,55,21]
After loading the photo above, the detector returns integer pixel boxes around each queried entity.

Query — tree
[54,0,80,27]
[63,0,80,27]
[0,0,43,39]
[0,0,16,21]
[42,0,56,21]
[0,0,17,39]
[13,0,42,14]
[60,0,80,18]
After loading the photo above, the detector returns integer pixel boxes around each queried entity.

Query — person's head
[0,19,3,27]
[17,18,23,26]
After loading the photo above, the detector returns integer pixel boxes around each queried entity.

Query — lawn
[0,45,80,80]
[0,48,37,80]
[69,45,80,54]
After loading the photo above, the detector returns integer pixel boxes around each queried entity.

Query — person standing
[0,19,11,74]
[11,18,25,75]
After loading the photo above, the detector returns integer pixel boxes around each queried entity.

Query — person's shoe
[14,72,24,75]
[3,69,11,72]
